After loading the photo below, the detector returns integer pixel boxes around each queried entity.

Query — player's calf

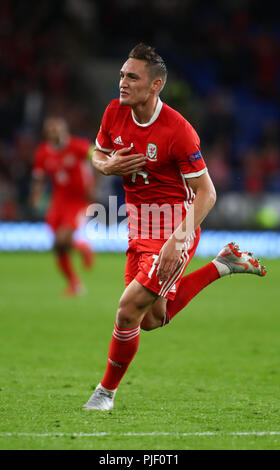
[140,296,167,330]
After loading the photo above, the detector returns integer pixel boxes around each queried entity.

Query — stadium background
[0,0,279,255]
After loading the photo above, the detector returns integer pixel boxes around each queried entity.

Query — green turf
[0,251,279,450]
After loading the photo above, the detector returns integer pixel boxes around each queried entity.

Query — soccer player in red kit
[83,44,266,410]
[30,117,95,295]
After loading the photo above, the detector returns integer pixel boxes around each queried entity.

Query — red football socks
[101,324,140,391]
[73,240,94,269]
[73,240,89,252]
[56,252,79,285]
[166,262,220,321]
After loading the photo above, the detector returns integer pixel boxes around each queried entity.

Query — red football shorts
[46,199,88,232]
[124,227,201,300]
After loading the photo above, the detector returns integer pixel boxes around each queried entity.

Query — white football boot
[213,242,267,277]
[83,383,116,411]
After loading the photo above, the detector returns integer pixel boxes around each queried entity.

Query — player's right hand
[105,147,146,176]
[155,236,183,282]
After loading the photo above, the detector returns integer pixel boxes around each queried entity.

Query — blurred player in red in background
[30,117,95,296]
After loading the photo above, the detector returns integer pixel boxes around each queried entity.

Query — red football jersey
[33,136,92,203]
[96,98,207,246]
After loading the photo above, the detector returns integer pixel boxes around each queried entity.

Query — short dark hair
[128,43,167,90]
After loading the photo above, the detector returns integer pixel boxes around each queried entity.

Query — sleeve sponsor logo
[188,151,203,162]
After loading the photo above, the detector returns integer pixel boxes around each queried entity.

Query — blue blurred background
[0,0,279,254]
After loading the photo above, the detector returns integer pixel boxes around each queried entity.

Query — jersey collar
[131,98,163,127]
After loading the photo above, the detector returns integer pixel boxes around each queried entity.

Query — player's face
[119,59,153,106]
[44,119,68,145]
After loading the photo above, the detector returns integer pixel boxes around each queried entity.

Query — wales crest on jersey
[146,143,158,161]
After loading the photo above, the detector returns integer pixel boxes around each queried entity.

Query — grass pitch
[0,250,279,450]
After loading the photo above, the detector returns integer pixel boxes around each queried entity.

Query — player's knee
[117,302,138,327]
[54,240,69,253]
[116,297,149,328]
[54,235,71,253]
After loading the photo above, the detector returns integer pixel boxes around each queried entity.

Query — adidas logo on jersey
[114,136,124,145]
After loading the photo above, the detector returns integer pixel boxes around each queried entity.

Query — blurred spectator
[251,33,279,99]
[261,143,280,192]
[205,139,232,193]
[198,91,236,146]
[242,148,265,194]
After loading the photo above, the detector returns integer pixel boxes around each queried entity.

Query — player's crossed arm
[92,147,146,176]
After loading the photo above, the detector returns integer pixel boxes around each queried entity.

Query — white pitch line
[0,431,280,438]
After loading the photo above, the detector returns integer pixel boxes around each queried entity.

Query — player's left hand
[155,236,184,282]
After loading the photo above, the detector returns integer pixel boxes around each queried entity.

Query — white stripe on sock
[113,326,140,342]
